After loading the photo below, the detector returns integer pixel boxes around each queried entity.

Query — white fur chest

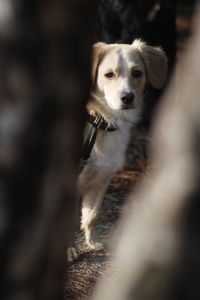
[82,103,142,175]
[87,121,132,172]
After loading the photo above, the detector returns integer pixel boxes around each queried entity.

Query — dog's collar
[86,112,118,132]
[79,112,118,173]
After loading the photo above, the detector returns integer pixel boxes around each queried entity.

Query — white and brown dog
[78,40,167,250]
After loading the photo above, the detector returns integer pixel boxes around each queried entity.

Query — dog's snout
[121,92,134,105]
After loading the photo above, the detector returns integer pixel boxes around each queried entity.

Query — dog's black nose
[121,92,134,104]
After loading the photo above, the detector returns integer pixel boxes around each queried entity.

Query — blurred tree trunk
[0,1,95,299]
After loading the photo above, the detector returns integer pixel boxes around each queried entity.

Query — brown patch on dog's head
[133,40,168,89]
[91,42,107,89]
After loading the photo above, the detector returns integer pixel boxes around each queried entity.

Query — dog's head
[91,40,167,111]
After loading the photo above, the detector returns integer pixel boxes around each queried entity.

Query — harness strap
[79,113,118,173]
[86,113,118,132]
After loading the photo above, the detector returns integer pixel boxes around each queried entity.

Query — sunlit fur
[78,39,167,250]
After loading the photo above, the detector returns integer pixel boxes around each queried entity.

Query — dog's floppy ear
[91,42,107,87]
[133,40,168,89]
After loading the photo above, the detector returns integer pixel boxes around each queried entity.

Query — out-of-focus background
[0,1,199,300]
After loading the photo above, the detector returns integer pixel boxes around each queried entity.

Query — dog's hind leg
[80,172,113,250]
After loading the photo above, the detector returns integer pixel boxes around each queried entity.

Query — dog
[78,39,167,250]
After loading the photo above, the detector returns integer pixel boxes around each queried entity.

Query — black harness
[79,113,118,172]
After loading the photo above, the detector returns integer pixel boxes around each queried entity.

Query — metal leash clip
[93,114,103,129]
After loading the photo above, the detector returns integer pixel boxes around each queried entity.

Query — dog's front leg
[81,173,113,250]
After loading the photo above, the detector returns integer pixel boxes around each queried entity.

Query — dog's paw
[67,247,78,262]
[84,228,105,250]
[86,238,104,250]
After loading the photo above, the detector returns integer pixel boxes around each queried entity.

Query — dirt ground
[65,130,148,299]
[65,3,194,299]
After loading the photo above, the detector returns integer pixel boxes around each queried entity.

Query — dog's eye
[105,72,115,78]
[131,70,142,78]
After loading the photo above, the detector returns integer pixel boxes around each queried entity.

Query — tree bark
[0,1,95,299]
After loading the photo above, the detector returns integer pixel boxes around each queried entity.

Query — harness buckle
[94,115,103,129]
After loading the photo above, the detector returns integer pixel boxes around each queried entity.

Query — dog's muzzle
[121,92,135,109]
